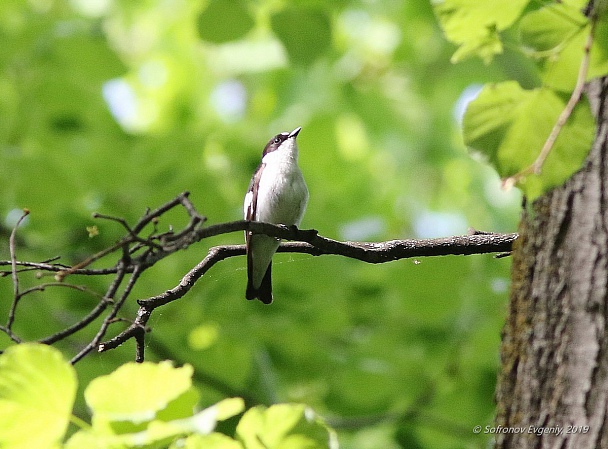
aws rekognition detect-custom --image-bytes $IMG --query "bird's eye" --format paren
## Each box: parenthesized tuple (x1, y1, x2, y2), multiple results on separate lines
(273, 137, 281, 143)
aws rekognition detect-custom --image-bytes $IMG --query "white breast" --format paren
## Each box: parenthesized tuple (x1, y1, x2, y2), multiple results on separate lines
(256, 148, 308, 226)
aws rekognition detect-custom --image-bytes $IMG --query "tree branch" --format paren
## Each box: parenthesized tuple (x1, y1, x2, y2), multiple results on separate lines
(100, 223, 517, 360)
(0, 192, 517, 366)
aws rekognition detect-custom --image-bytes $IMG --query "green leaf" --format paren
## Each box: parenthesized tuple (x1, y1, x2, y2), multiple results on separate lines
(172, 432, 244, 449)
(64, 432, 120, 449)
(463, 82, 524, 166)
(433, 0, 530, 63)
(236, 403, 337, 449)
(519, 2, 586, 53)
(212, 397, 246, 421)
(271, 7, 332, 65)
(85, 361, 196, 428)
(0, 343, 77, 449)
(463, 81, 595, 198)
(67, 398, 245, 448)
(518, 2, 608, 91)
(156, 386, 200, 422)
(144, 397, 245, 439)
(197, 0, 255, 44)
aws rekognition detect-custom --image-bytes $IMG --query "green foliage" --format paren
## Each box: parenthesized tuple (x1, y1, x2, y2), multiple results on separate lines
(236, 404, 336, 449)
(435, 0, 608, 198)
(519, 0, 608, 92)
(0, 343, 335, 449)
(433, 0, 530, 63)
(84, 361, 199, 427)
(463, 82, 595, 198)
(0, 343, 76, 449)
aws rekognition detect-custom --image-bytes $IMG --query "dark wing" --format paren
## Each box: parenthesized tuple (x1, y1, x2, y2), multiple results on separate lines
(245, 162, 263, 222)
(245, 163, 273, 303)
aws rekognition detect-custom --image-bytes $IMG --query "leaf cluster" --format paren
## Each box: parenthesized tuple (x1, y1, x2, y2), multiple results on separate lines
(434, 0, 608, 198)
(0, 343, 336, 449)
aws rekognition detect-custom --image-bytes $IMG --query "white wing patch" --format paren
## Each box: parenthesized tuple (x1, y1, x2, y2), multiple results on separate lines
(243, 190, 254, 219)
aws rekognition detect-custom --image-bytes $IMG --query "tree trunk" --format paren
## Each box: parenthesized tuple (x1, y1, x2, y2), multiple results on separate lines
(495, 77, 608, 449)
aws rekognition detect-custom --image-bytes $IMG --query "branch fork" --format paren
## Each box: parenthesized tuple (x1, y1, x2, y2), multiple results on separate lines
(0, 192, 518, 363)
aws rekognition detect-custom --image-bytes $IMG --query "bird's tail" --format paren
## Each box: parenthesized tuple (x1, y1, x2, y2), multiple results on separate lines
(246, 262, 273, 304)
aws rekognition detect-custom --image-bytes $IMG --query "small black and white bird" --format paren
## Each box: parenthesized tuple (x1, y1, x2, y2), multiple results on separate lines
(244, 126, 309, 304)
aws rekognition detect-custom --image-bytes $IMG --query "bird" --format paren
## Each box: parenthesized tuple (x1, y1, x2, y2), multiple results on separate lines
(243, 126, 309, 304)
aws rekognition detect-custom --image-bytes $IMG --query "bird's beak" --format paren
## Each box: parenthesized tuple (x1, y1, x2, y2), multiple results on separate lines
(288, 126, 302, 138)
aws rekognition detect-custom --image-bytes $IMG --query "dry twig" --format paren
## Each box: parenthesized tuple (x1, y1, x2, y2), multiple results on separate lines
(0, 192, 518, 363)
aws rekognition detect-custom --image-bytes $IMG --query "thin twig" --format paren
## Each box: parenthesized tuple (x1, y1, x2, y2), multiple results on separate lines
(6, 209, 30, 331)
(93, 212, 135, 233)
(93, 212, 164, 251)
(39, 260, 128, 345)
(97, 229, 517, 360)
(19, 282, 105, 299)
(54, 240, 125, 282)
(0, 192, 518, 364)
(40, 296, 113, 345)
(56, 192, 197, 281)
(0, 325, 21, 343)
(0, 261, 122, 275)
(72, 251, 144, 364)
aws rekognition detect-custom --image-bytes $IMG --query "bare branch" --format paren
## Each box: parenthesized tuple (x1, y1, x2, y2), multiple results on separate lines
(72, 249, 144, 364)
(0, 260, 115, 275)
(19, 282, 105, 299)
(93, 212, 136, 234)
(55, 192, 203, 281)
(6, 209, 30, 335)
(40, 296, 113, 345)
(98, 226, 517, 360)
(135, 226, 517, 311)
(0, 192, 517, 366)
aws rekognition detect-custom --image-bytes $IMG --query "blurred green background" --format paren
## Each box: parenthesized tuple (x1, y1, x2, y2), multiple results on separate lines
(0, 0, 526, 447)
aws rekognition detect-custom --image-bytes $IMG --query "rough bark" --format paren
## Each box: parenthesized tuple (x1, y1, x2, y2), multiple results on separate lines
(495, 77, 608, 448)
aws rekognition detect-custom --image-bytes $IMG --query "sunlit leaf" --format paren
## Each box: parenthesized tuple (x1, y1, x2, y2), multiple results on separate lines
(463, 81, 595, 198)
(433, 0, 530, 62)
(64, 432, 121, 449)
(519, 2, 608, 91)
(236, 403, 337, 449)
(171, 432, 244, 449)
(0, 343, 77, 449)
(147, 397, 244, 439)
(67, 397, 244, 448)
(85, 361, 196, 428)
(519, 2, 586, 53)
